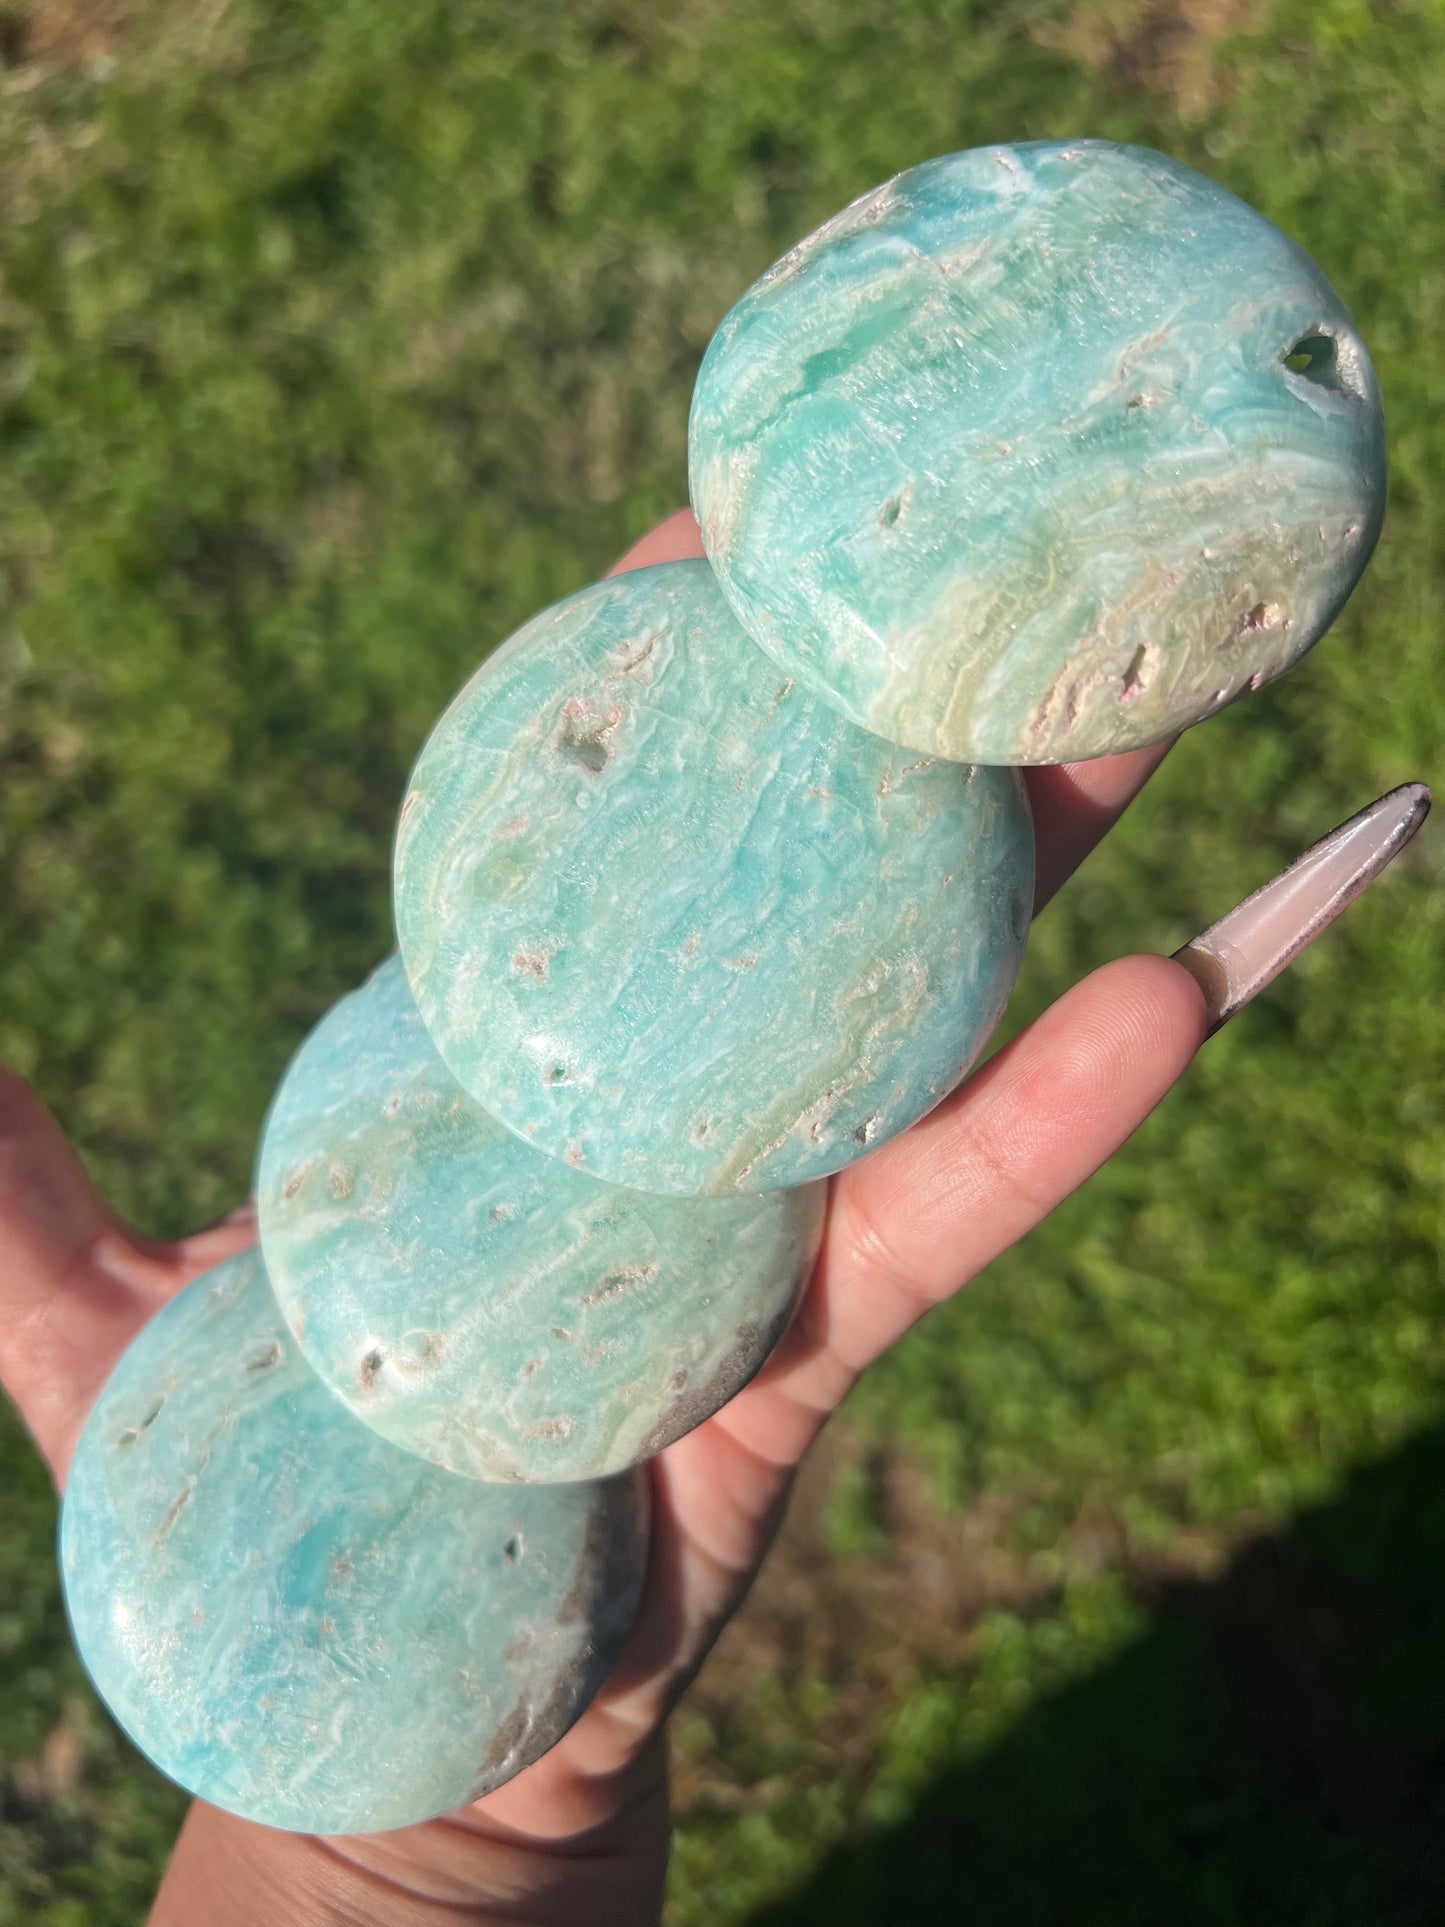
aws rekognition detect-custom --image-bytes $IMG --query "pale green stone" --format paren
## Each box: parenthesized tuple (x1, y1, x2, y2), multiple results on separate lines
(689, 139, 1387, 764)
(60, 1249, 646, 1834)
(256, 956, 825, 1482)
(393, 559, 1034, 1196)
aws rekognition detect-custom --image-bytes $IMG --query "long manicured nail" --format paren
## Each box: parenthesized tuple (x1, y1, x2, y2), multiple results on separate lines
(1173, 783, 1431, 1035)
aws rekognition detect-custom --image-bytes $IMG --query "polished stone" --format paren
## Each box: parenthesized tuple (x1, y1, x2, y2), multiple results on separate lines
(393, 559, 1033, 1196)
(257, 956, 825, 1483)
(60, 1249, 647, 1834)
(689, 139, 1387, 764)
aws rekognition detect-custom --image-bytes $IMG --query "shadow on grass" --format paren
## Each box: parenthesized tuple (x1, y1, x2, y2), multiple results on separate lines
(752, 1422, 1445, 1927)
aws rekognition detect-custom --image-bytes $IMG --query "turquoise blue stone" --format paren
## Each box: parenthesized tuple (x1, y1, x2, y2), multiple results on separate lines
(256, 956, 825, 1482)
(393, 559, 1033, 1196)
(60, 1249, 647, 1834)
(689, 140, 1387, 765)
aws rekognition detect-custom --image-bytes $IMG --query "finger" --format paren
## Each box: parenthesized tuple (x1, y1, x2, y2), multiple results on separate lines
(172, 1199, 260, 1273)
(732, 781, 1431, 1458)
(613, 953, 1206, 1719)
(598, 965, 1206, 1722)
(607, 508, 705, 576)
(1025, 737, 1175, 911)
(715, 954, 1208, 1466)
(0, 1069, 254, 1481)
(0, 1069, 165, 1477)
(824, 952, 1206, 1338)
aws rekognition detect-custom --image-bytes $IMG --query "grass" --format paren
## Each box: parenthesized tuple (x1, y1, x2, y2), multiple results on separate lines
(0, 0, 1440, 1920)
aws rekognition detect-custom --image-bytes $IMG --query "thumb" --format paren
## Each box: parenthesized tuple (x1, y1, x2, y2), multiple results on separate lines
(0, 1065, 252, 1483)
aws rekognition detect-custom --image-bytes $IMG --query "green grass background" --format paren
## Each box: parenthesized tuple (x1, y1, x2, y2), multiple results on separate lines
(0, 0, 1440, 1919)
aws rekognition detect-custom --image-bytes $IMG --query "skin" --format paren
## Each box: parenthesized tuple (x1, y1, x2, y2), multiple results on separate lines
(0, 510, 1205, 1926)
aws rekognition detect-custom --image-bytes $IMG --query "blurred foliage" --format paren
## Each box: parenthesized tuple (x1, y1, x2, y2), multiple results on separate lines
(0, 0, 1439, 1920)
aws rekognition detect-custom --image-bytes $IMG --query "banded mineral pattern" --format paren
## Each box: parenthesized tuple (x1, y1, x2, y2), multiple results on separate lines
(60, 1249, 648, 1833)
(394, 560, 1034, 1196)
(689, 140, 1387, 764)
(258, 956, 825, 1482)
(60, 141, 1389, 1837)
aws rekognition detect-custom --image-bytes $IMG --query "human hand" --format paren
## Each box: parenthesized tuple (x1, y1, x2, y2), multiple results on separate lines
(2, 510, 1418, 1926)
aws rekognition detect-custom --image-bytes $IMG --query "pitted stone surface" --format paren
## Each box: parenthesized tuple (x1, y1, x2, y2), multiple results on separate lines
(60, 1249, 647, 1833)
(689, 140, 1386, 763)
(393, 560, 1033, 1196)
(257, 956, 825, 1482)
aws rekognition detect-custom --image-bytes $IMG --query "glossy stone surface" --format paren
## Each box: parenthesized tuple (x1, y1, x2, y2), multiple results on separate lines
(257, 956, 825, 1482)
(394, 560, 1033, 1196)
(60, 1250, 647, 1834)
(690, 139, 1387, 764)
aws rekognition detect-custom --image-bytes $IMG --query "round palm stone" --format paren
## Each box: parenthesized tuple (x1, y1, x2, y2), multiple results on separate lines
(60, 1249, 647, 1834)
(393, 559, 1033, 1196)
(689, 139, 1387, 764)
(257, 956, 825, 1482)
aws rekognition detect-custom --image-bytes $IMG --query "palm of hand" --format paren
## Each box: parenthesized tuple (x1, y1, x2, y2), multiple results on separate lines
(0, 514, 1205, 1925)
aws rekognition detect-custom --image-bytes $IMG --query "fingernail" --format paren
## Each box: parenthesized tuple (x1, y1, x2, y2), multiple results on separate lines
(1173, 783, 1431, 1036)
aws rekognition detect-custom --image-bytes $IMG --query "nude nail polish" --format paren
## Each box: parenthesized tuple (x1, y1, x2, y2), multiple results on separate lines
(1173, 783, 1432, 1035)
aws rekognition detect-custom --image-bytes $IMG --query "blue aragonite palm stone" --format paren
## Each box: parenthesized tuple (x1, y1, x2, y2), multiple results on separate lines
(256, 956, 825, 1482)
(60, 1249, 647, 1834)
(393, 559, 1033, 1196)
(689, 140, 1387, 765)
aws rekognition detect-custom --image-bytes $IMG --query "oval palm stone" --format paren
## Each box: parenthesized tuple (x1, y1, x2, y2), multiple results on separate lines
(257, 956, 825, 1482)
(689, 139, 1387, 764)
(60, 1249, 647, 1834)
(393, 559, 1033, 1196)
